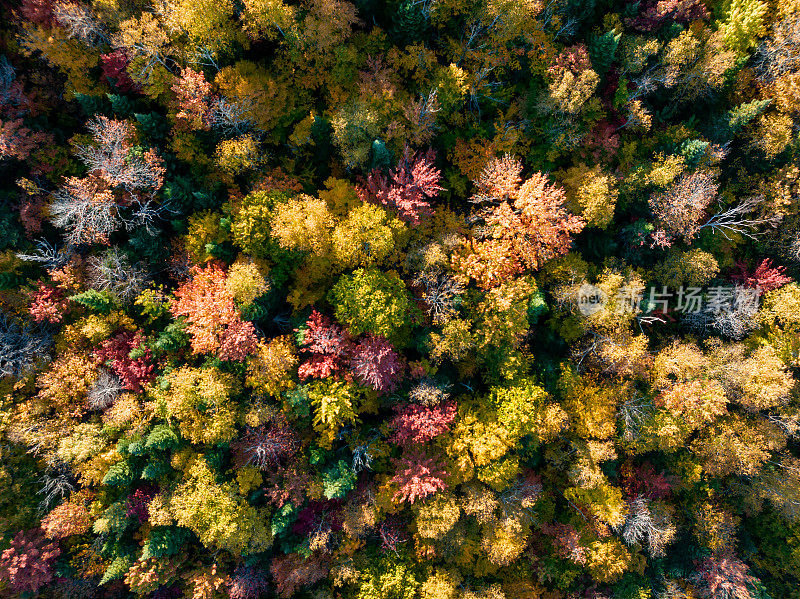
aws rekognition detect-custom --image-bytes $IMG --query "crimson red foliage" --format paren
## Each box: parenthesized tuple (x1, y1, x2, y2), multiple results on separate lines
(581, 120, 621, 162)
(292, 500, 343, 536)
(349, 335, 404, 394)
(731, 259, 793, 293)
(217, 318, 259, 362)
(100, 50, 140, 93)
(126, 485, 157, 523)
(19, 195, 47, 236)
(95, 331, 155, 392)
(626, 0, 708, 32)
(620, 461, 673, 500)
(0, 118, 51, 161)
(17, 0, 55, 26)
(296, 310, 354, 380)
(391, 451, 448, 503)
(263, 461, 313, 509)
(357, 147, 443, 225)
(390, 399, 457, 445)
(0, 529, 61, 595)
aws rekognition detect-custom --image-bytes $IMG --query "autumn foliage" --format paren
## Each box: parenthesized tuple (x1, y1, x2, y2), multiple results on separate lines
(170, 262, 258, 361)
(2, 1, 800, 598)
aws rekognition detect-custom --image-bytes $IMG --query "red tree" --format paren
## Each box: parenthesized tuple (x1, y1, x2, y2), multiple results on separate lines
(296, 310, 354, 380)
(349, 335, 404, 394)
(732, 259, 793, 293)
(391, 451, 448, 503)
(126, 486, 158, 523)
(626, 0, 708, 32)
(620, 462, 673, 500)
(95, 331, 155, 392)
(0, 529, 61, 595)
(29, 283, 67, 323)
(0, 119, 51, 161)
(357, 147, 443, 225)
(390, 400, 457, 445)
(101, 50, 140, 93)
(541, 523, 587, 565)
(17, 0, 55, 25)
(170, 263, 258, 361)
(218, 318, 259, 362)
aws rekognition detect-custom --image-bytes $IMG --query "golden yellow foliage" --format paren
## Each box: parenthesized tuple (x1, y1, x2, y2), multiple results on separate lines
(169, 456, 273, 554)
(557, 164, 618, 229)
(157, 366, 240, 444)
(245, 336, 298, 397)
(586, 538, 631, 583)
(270, 195, 334, 255)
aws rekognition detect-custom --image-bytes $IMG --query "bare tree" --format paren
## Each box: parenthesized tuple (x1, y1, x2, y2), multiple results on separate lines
(86, 247, 149, 303)
(754, 13, 800, 83)
(37, 468, 75, 514)
(768, 411, 800, 437)
(403, 89, 440, 146)
(16, 238, 71, 269)
(352, 435, 380, 474)
(111, 10, 178, 85)
(413, 268, 465, 325)
(77, 117, 165, 196)
(50, 116, 168, 246)
(53, 1, 108, 46)
(650, 170, 719, 247)
(207, 97, 256, 135)
(0, 311, 52, 378)
(187, 44, 221, 73)
(709, 287, 760, 340)
(699, 194, 782, 240)
(87, 369, 125, 411)
(618, 393, 654, 442)
(123, 196, 173, 236)
(49, 177, 120, 246)
(618, 497, 675, 556)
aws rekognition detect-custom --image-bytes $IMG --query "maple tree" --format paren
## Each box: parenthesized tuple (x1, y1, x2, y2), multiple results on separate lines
(0, 529, 61, 594)
(464, 156, 586, 283)
(170, 262, 258, 360)
(392, 451, 449, 504)
(357, 147, 444, 225)
(391, 400, 458, 445)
